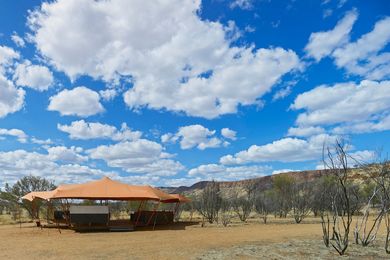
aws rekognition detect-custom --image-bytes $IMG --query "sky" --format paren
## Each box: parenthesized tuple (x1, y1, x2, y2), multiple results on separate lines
(0, 0, 389, 188)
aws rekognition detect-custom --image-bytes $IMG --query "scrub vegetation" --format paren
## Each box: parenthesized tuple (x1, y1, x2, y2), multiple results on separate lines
(1, 140, 390, 258)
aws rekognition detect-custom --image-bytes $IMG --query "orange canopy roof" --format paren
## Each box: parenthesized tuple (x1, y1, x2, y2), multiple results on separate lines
(21, 190, 56, 201)
(49, 177, 176, 201)
(22, 177, 191, 203)
(162, 194, 191, 203)
(21, 183, 78, 201)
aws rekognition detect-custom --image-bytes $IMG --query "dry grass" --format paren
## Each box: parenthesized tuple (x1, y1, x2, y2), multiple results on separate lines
(0, 210, 31, 225)
(0, 214, 24, 225)
(0, 215, 388, 259)
(197, 239, 389, 259)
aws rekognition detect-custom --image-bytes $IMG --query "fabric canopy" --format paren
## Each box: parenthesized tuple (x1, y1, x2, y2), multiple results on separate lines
(21, 183, 78, 201)
(21, 190, 56, 201)
(161, 194, 191, 203)
(22, 177, 181, 202)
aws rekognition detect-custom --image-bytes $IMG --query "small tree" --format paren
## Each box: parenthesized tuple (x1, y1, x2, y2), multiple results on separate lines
(193, 181, 222, 224)
(220, 199, 233, 227)
(348, 184, 364, 216)
(312, 175, 337, 247)
(243, 181, 258, 202)
(231, 195, 252, 222)
(311, 175, 337, 216)
(0, 175, 56, 219)
(254, 191, 275, 224)
(290, 181, 312, 224)
(273, 174, 294, 218)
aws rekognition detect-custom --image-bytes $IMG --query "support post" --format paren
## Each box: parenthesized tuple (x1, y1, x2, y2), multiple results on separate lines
(134, 200, 144, 228)
(31, 199, 36, 219)
(153, 201, 163, 231)
(146, 201, 160, 226)
(32, 199, 41, 228)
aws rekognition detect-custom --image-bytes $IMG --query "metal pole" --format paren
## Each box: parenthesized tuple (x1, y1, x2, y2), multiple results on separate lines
(32, 199, 40, 228)
(18, 204, 22, 229)
(146, 201, 160, 226)
(152, 202, 161, 231)
(32, 199, 35, 220)
(134, 200, 144, 228)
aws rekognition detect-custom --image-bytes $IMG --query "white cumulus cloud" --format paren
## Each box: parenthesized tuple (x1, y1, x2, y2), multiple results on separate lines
(0, 46, 25, 118)
(0, 128, 28, 143)
(221, 128, 237, 140)
(58, 120, 142, 141)
(305, 10, 390, 80)
(332, 16, 390, 80)
(0, 45, 19, 72)
(11, 32, 25, 48)
(287, 126, 325, 137)
(46, 146, 87, 163)
(48, 86, 104, 117)
(162, 124, 226, 150)
(188, 163, 270, 181)
(28, 0, 300, 118)
(220, 134, 337, 164)
(332, 114, 390, 134)
(99, 89, 118, 101)
(87, 140, 184, 176)
(305, 9, 358, 61)
(13, 61, 54, 91)
(0, 75, 25, 118)
(0, 149, 116, 187)
(291, 80, 390, 134)
(31, 137, 53, 145)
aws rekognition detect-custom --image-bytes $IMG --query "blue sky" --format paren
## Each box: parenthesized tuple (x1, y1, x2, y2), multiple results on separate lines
(0, 0, 389, 187)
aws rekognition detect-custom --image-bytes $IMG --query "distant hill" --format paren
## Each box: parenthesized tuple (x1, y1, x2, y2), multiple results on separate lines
(162, 169, 331, 197)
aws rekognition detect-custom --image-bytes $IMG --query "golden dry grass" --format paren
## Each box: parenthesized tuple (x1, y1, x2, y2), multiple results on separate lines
(0, 216, 388, 259)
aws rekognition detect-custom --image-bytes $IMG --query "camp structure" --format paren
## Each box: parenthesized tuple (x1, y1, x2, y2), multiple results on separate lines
(21, 190, 56, 201)
(22, 177, 191, 232)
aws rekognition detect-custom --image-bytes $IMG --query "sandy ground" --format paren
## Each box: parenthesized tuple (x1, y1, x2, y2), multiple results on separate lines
(197, 239, 389, 260)
(0, 218, 388, 259)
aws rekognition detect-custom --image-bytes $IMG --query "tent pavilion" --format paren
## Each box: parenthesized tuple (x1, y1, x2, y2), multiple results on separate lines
(22, 177, 191, 231)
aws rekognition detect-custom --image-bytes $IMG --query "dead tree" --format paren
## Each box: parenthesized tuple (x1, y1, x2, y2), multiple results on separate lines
(353, 185, 383, 246)
(370, 159, 390, 253)
(321, 139, 353, 255)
